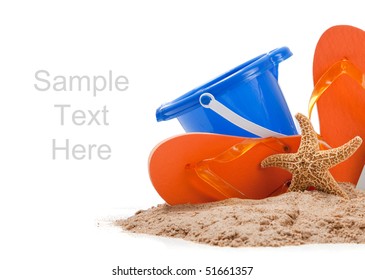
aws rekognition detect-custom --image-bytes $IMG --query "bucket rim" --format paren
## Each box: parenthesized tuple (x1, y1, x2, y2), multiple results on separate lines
(156, 46, 292, 122)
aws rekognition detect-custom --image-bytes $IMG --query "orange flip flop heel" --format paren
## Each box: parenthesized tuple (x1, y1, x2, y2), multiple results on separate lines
(149, 133, 301, 205)
(310, 25, 365, 185)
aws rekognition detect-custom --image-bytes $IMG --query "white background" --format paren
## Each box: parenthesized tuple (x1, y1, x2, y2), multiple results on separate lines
(1, 0, 364, 279)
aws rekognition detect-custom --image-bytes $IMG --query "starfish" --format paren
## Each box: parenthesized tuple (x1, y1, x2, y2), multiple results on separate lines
(261, 113, 362, 199)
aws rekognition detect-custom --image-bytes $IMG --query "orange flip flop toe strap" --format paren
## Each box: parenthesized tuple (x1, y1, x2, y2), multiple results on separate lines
(188, 137, 291, 199)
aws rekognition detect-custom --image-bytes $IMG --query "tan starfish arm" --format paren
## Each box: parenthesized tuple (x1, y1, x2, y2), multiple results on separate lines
(314, 172, 349, 199)
(295, 113, 320, 154)
(287, 174, 309, 192)
(315, 136, 362, 168)
(261, 153, 296, 172)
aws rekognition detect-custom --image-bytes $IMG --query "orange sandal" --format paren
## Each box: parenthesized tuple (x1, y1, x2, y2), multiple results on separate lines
(149, 133, 301, 205)
(310, 25, 365, 185)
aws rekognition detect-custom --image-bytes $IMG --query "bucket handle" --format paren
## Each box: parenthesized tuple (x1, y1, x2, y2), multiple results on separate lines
(199, 93, 286, 138)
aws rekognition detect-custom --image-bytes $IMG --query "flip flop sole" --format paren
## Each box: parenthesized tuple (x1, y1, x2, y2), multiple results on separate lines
(312, 25, 365, 184)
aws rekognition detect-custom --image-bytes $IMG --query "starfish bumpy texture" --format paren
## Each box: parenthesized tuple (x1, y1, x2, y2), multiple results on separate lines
(261, 113, 362, 199)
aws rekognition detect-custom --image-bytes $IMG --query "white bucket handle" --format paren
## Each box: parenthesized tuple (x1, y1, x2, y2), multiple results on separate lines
(199, 93, 286, 138)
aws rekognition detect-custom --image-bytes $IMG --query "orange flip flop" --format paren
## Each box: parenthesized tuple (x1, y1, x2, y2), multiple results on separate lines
(310, 25, 365, 185)
(149, 133, 301, 205)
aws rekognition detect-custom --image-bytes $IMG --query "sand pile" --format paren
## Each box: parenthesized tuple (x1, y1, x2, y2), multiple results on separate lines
(116, 183, 365, 247)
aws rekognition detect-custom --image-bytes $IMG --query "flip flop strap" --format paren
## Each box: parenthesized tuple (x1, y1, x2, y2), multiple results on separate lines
(309, 59, 365, 188)
(309, 59, 365, 119)
(188, 137, 290, 198)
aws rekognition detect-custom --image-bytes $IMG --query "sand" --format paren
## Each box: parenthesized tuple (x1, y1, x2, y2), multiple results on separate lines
(116, 183, 365, 247)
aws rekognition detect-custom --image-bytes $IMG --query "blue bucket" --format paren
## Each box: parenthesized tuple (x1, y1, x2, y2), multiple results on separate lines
(156, 47, 298, 138)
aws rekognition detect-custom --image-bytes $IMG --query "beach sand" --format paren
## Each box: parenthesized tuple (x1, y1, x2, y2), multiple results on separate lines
(116, 183, 365, 247)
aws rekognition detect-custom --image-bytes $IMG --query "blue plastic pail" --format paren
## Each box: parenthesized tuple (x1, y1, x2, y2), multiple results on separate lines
(156, 47, 298, 137)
